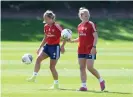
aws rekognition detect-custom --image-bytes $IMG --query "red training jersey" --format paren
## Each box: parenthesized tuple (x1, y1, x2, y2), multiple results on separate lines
(44, 22, 62, 45)
(77, 21, 97, 54)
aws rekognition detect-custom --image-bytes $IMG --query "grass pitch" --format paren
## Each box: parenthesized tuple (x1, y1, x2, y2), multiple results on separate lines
(1, 41, 133, 97)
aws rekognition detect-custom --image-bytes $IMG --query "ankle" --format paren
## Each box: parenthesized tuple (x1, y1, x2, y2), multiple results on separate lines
(54, 80, 58, 84)
(33, 72, 38, 76)
(99, 77, 104, 82)
(81, 82, 87, 88)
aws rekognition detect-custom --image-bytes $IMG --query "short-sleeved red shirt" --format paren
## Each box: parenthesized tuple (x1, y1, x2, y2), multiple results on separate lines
(77, 21, 96, 54)
(44, 22, 62, 45)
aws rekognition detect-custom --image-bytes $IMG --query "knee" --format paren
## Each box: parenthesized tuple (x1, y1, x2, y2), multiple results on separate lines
(80, 65, 86, 71)
(87, 65, 94, 71)
(50, 65, 55, 71)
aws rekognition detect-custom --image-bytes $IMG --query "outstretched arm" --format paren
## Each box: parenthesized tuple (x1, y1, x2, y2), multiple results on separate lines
(70, 38, 79, 43)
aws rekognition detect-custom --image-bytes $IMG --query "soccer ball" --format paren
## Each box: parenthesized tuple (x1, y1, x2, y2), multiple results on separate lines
(61, 29, 72, 40)
(22, 54, 33, 64)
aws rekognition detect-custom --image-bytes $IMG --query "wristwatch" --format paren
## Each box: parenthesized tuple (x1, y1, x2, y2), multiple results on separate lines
(93, 46, 96, 48)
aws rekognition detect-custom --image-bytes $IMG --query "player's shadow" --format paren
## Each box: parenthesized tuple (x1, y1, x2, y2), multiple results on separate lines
(60, 88, 132, 95)
(87, 90, 132, 95)
(39, 88, 132, 95)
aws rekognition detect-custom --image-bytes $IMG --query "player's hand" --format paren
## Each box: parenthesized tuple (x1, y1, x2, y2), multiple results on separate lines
(37, 48, 41, 55)
(67, 39, 74, 43)
(60, 46, 65, 54)
(90, 47, 97, 55)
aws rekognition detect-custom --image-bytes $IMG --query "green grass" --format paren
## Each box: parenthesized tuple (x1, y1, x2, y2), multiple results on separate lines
(1, 41, 133, 97)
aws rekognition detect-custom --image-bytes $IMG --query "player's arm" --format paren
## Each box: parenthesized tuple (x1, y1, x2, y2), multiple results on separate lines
(92, 31, 98, 47)
(68, 38, 79, 43)
(61, 40, 66, 47)
(90, 31, 98, 54)
(69, 28, 79, 43)
(90, 21, 98, 47)
(37, 35, 47, 54)
(60, 39, 66, 54)
(39, 35, 47, 48)
(55, 23, 67, 53)
(70, 38, 79, 43)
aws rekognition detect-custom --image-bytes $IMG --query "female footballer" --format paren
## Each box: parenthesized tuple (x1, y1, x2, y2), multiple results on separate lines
(27, 10, 66, 89)
(70, 7, 105, 91)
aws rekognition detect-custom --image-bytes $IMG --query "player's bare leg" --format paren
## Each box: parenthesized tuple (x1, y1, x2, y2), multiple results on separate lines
(34, 52, 48, 72)
(78, 58, 88, 91)
(86, 59, 105, 91)
(50, 59, 58, 80)
(27, 51, 48, 82)
(86, 59, 100, 79)
(49, 59, 59, 89)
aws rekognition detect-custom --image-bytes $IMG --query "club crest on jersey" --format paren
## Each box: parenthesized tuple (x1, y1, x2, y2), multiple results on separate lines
(81, 27, 84, 30)
(52, 29, 55, 32)
(49, 28, 50, 31)
(84, 27, 87, 30)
